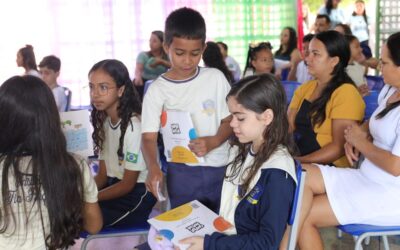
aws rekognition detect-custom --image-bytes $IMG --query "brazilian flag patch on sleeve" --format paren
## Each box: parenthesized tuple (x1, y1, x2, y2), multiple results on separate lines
(125, 152, 138, 163)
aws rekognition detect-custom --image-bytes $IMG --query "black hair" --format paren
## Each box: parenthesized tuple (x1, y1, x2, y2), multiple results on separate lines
(344, 34, 358, 44)
(352, 0, 368, 26)
(203, 41, 234, 84)
(243, 42, 275, 77)
(376, 32, 400, 119)
(325, 0, 334, 15)
(216, 41, 228, 51)
(316, 14, 331, 24)
(335, 23, 353, 35)
(275, 27, 298, 58)
(303, 33, 314, 43)
(164, 7, 206, 46)
(89, 59, 142, 158)
(38, 55, 61, 72)
(226, 74, 296, 197)
(309, 30, 355, 126)
(0, 75, 84, 249)
(18, 45, 38, 71)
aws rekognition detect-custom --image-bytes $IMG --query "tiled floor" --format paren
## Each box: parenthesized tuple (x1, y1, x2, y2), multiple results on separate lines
(70, 227, 400, 250)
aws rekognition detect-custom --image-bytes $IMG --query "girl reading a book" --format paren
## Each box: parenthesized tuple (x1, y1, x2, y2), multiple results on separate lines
(180, 73, 298, 249)
(89, 59, 156, 228)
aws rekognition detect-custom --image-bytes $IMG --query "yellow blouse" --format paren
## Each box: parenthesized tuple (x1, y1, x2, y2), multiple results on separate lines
(289, 80, 366, 167)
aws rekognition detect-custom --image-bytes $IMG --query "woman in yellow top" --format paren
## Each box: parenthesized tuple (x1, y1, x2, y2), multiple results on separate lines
(288, 30, 365, 167)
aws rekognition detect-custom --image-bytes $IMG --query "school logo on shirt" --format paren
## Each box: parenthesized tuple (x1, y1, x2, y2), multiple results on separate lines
(246, 183, 263, 205)
(126, 152, 138, 163)
(202, 99, 215, 116)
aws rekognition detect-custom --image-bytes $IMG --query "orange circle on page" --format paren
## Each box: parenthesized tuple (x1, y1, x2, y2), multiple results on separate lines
(213, 216, 232, 232)
(160, 111, 167, 127)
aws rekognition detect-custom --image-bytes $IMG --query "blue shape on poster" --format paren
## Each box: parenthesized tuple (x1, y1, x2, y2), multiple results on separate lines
(159, 229, 174, 240)
(189, 128, 198, 140)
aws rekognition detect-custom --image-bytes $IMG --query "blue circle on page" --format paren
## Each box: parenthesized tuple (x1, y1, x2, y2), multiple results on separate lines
(159, 229, 174, 240)
(189, 128, 197, 140)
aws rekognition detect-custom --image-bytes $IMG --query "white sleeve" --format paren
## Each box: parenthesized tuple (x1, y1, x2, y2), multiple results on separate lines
(78, 157, 98, 203)
(141, 81, 164, 133)
(215, 71, 231, 121)
(123, 117, 146, 172)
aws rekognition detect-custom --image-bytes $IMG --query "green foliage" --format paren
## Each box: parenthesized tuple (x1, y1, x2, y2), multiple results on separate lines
(304, 0, 370, 13)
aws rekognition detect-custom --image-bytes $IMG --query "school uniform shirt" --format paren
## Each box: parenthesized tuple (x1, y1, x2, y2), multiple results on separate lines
(346, 61, 366, 87)
(0, 156, 98, 250)
(204, 146, 297, 250)
(225, 56, 242, 82)
(289, 80, 365, 167)
(52, 85, 68, 112)
(142, 66, 231, 167)
(99, 116, 147, 183)
(295, 61, 313, 84)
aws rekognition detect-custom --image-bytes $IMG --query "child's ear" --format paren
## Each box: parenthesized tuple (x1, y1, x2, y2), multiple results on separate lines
(262, 109, 274, 126)
(118, 85, 125, 97)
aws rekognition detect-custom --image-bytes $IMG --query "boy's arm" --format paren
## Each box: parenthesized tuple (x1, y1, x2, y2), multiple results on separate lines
(142, 132, 163, 198)
(188, 115, 232, 157)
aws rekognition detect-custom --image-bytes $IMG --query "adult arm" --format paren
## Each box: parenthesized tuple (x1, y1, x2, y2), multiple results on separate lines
(296, 119, 359, 164)
(134, 62, 144, 86)
(345, 123, 400, 176)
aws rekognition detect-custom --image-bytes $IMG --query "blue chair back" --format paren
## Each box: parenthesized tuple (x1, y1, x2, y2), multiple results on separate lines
(363, 90, 379, 120)
(366, 75, 384, 91)
(287, 160, 306, 250)
(281, 81, 301, 105)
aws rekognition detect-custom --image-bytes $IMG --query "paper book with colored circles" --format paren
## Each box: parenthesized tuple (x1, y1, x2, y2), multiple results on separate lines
(148, 200, 232, 249)
(160, 110, 204, 163)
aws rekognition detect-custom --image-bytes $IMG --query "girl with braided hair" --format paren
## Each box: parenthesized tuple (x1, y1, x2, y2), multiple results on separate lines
(89, 59, 156, 228)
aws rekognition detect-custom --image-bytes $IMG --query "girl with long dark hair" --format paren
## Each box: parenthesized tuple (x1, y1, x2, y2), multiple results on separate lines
(0, 75, 102, 249)
(90, 59, 156, 228)
(287, 30, 365, 167)
(181, 74, 297, 249)
(281, 31, 400, 250)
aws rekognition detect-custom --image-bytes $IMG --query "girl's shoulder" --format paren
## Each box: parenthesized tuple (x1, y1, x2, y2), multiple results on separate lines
(260, 147, 297, 184)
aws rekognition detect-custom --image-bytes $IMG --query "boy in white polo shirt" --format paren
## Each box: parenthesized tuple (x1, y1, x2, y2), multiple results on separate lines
(141, 7, 232, 213)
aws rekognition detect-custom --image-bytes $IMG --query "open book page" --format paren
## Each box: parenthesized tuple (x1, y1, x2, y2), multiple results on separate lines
(60, 110, 94, 157)
(148, 200, 232, 249)
(160, 110, 204, 164)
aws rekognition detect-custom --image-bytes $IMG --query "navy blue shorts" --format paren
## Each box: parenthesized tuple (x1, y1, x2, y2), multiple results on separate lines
(166, 163, 226, 213)
(99, 177, 157, 228)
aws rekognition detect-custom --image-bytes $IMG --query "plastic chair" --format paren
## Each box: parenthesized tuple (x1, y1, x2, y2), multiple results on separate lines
(337, 224, 400, 250)
(363, 90, 379, 120)
(63, 87, 72, 111)
(287, 161, 307, 250)
(281, 81, 301, 105)
(80, 223, 150, 250)
(366, 75, 384, 91)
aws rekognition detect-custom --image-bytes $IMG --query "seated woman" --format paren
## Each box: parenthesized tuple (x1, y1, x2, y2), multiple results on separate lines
(0, 76, 102, 249)
(281, 31, 400, 250)
(274, 27, 302, 81)
(133, 30, 170, 99)
(287, 30, 365, 168)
